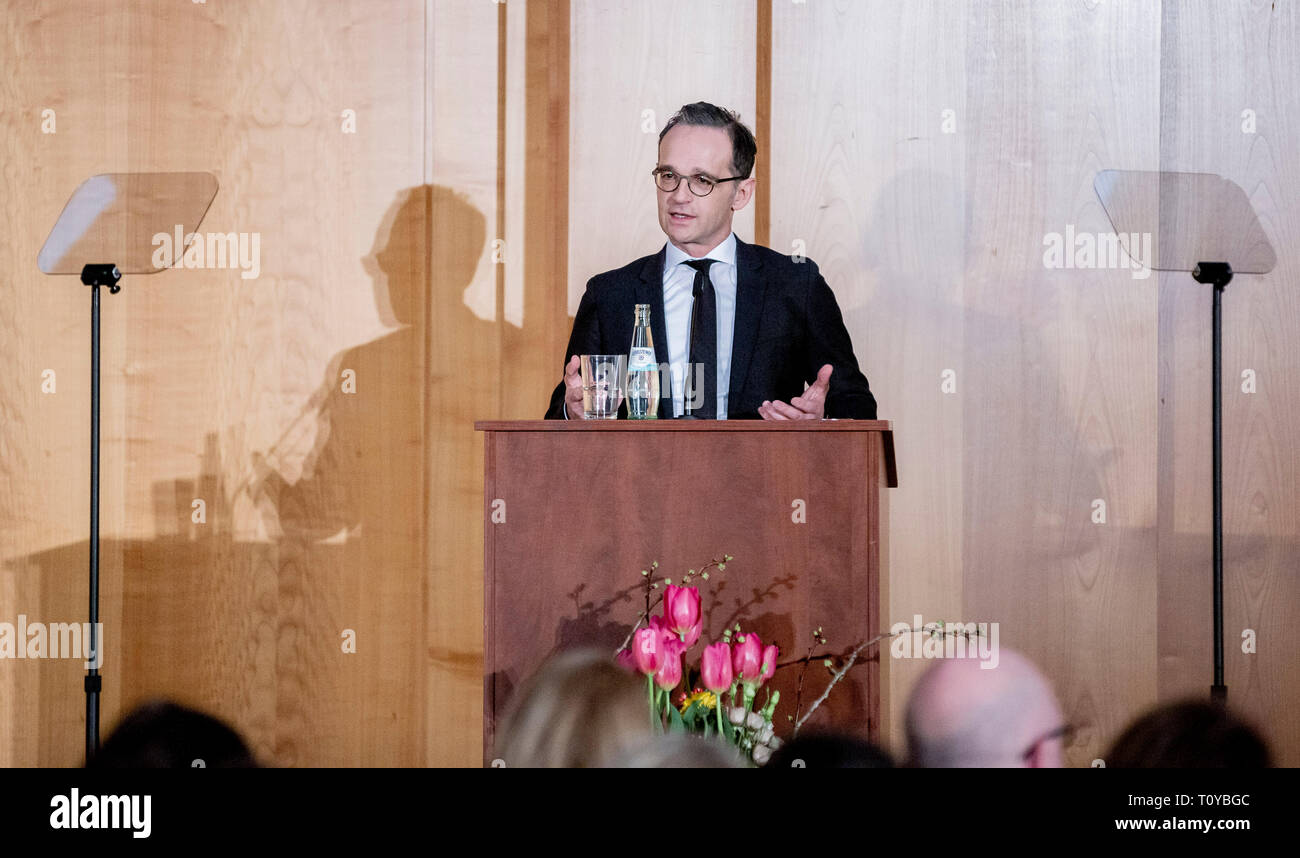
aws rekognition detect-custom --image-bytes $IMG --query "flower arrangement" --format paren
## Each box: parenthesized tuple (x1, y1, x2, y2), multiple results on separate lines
(612, 555, 993, 763)
(615, 555, 783, 764)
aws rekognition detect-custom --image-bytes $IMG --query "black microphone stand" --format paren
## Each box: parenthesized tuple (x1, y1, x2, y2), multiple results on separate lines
(80, 262, 121, 759)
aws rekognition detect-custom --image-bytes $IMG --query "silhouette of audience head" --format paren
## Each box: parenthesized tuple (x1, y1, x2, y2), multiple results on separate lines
(1105, 699, 1271, 768)
(905, 648, 1066, 767)
(764, 732, 894, 768)
(495, 648, 651, 768)
(87, 700, 258, 768)
(611, 733, 746, 768)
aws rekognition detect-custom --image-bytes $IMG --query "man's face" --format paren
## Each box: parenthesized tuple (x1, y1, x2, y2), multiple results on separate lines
(655, 124, 754, 256)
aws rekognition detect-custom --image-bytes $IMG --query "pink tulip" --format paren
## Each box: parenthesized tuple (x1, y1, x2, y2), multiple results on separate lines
(652, 617, 686, 661)
(650, 615, 686, 652)
(733, 632, 764, 683)
(676, 619, 701, 649)
(615, 648, 636, 672)
(653, 610, 698, 651)
(701, 641, 733, 693)
(760, 644, 779, 683)
(649, 614, 671, 643)
(632, 627, 662, 676)
(655, 649, 682, 690)
(663, 585, 701, 642)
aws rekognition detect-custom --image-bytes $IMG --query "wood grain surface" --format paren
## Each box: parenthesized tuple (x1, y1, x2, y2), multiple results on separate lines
(1157, 0, 1300, 765)
(567, 0, 757, 315)
(481, 421, 888, 762)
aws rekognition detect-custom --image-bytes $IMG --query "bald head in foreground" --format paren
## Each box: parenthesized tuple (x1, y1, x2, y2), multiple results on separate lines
(905, 648, 1066, 768)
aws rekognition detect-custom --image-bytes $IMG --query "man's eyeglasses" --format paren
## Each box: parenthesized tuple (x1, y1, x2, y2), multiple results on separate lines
(1021, 723, 1075, 763)
(652, 168, 745, 197)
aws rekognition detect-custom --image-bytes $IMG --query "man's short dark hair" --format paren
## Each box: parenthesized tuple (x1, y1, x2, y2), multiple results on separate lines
(658, 102, 757, 180)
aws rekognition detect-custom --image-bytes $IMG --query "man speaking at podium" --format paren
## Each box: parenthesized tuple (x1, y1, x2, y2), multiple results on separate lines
(545, 102, 876, 421)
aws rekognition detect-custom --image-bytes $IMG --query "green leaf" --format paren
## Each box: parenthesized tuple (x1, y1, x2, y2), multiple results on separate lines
(667, 702, 686, 733)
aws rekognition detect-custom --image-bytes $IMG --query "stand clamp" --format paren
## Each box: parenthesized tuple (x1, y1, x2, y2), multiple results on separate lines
(81, 264, 122, 294)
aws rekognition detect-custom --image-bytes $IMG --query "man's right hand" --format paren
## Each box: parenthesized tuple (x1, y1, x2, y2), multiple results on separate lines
(563, 355, 583, 419)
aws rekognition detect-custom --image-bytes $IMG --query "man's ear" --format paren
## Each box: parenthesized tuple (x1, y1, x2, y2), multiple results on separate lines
(731, 177, 757, 212)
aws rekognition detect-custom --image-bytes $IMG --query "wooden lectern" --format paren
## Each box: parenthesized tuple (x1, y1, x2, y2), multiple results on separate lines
(476, 420, 896, 763)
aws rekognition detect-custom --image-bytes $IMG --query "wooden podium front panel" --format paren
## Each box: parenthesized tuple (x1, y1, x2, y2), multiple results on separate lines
(478, 421, 891, 762)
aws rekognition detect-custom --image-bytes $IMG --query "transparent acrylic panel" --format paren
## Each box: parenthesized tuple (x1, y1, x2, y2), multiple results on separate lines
(1094, 170, 1275, 274)
(38, 172, 219, 275)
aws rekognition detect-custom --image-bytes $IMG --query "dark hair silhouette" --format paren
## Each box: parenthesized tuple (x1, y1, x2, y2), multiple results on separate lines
(87, 700, 258, 768)
(764, 732, 894, 769)
(1106, 699, 1271, 768)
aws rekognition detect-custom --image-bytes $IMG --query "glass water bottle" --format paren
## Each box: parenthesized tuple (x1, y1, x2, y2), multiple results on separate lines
(626, 304, 659, 419)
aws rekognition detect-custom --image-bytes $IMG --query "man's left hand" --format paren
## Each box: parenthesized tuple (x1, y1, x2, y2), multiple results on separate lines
(758, 364, 833, 420)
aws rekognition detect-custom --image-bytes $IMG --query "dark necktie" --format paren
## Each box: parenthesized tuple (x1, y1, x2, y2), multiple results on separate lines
(685, 258, 717, 419)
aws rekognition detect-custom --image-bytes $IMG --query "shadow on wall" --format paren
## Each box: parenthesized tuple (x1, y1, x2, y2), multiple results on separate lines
(12, 186, 492, 766)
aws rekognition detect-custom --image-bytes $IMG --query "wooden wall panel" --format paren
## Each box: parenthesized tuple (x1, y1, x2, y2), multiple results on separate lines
(124, 0, 427, 768)
(508, 0, 570, 420)
(962, 0, 1162, 767)
(2, 0, 429, 766)
(567, 0, 756, 315)
(424, 0, 500, 768)
(1, 0, 142, 766)
(1159, 0, 1300, 765)
(769, 0, 967, 751)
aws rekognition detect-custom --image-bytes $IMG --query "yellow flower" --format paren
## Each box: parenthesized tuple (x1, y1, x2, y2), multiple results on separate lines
(680, 690, 717, 713)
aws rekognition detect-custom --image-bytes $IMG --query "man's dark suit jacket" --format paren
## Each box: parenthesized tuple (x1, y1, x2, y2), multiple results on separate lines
(545, 237, 876, 420)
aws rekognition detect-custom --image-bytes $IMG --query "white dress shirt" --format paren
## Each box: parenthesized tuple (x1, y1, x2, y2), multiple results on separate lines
(663, 232, 737, 418)
(563, 232, 738, 419)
